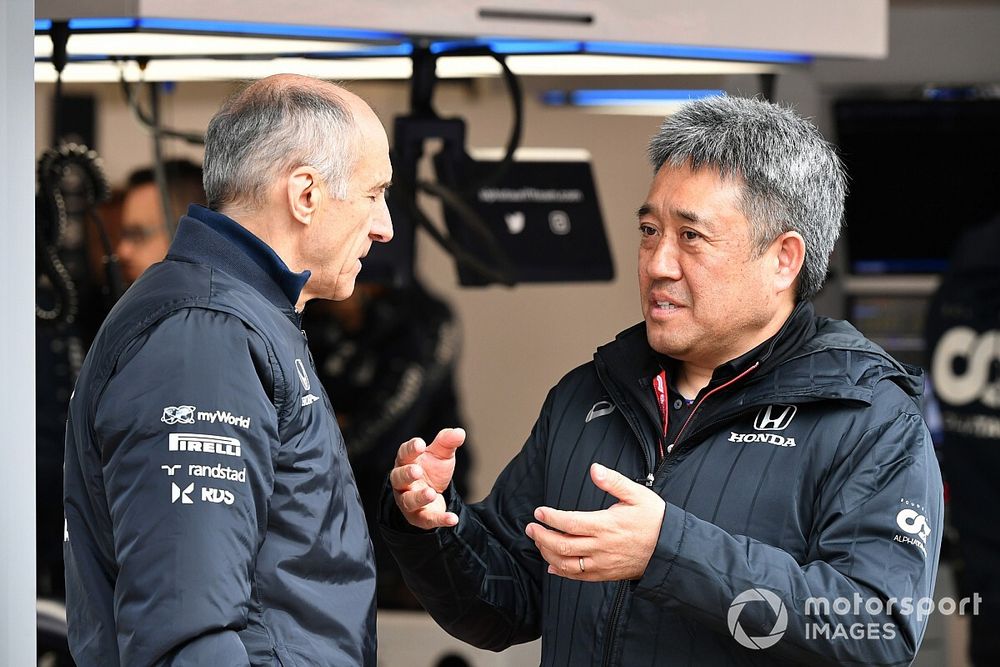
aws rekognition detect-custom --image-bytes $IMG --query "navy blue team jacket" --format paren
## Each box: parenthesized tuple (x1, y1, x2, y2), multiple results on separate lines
(64, 205, 376, 666)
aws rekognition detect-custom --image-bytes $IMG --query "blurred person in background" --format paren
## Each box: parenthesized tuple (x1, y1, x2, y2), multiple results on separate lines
(116, 159, 205, 284)
(926, 214, 1000, 666)
(304, 278, 473, 608)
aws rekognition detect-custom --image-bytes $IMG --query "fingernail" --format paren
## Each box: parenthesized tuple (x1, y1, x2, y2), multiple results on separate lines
(533, 508, 544, 521)
(547, 566, 555, 575)
(593, 463, 606, 480)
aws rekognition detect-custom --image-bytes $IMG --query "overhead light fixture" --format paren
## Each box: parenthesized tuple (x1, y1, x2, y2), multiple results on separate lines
(34, 17, 806, 83)
(542, 89, 727, 116)
(35, 55, 780, 83)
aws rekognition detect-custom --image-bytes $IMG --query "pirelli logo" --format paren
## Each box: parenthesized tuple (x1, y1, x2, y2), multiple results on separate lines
(168, 433, 242, 458)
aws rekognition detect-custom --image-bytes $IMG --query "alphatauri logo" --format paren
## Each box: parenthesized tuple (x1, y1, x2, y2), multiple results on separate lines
(894, 499, 932, 559)
(932, 327, 1000, 408)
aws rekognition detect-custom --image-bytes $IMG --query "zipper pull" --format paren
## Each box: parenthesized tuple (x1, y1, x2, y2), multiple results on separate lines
(645, 473, 655, 487)
(666, 443, 675, 455)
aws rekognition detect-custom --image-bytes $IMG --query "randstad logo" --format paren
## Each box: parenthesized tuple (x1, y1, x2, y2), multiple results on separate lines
(728, 588, 788, 650)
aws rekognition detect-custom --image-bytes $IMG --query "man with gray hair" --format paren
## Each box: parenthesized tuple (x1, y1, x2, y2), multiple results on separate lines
(381, 95, 942, 665)
(64, 74, 392, 666)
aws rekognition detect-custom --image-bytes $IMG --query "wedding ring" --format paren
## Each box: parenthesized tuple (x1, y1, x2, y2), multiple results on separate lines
(578, 557, 586, 573)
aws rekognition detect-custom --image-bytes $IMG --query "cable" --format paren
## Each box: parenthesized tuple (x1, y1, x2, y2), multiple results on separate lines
(392, 46, 523, 286)
(427, 46, 524, 189)
(147, 80, 178, 236)
(476, 51, 523, 189)
(36, 143, 115, 322)
(49, 21, 70, 141)
(393, 174, 515, 287)
(417, 179, 516, 284)
(118, 65, 206, 145)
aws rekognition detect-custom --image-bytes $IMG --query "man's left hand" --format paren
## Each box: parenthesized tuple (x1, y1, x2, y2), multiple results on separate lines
(525, 462, 666, 581)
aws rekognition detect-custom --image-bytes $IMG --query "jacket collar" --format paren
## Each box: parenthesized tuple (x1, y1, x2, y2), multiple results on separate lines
(167, 204, 311, 314)
(597, 300, 922, 413)
(697, 300, 817, 386)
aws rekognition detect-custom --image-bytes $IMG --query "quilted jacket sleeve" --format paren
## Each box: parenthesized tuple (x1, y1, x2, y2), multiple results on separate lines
(379, 389, 557, 651)
(634, 388, 944, 667)
(94, 309, 279, 666)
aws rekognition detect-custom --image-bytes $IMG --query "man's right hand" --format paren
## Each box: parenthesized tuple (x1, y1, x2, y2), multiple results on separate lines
(389, 427, 466, 530)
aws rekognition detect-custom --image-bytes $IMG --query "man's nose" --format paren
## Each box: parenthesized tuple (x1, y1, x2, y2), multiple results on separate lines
(370, 200, 393, 244)
(644, 238, 682, 280)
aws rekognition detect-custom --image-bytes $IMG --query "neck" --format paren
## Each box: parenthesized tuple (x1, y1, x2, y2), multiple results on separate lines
(677, 299, 795, 398)
(219, 204, 312, 310)
(675, 364, 713, 399)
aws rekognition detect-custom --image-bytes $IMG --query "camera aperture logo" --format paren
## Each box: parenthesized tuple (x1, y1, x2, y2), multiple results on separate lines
(727, 589, 982, 649)
(728, 588, 788, 650)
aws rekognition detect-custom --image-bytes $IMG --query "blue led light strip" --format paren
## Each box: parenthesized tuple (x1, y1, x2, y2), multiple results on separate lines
(585, 41, 811, 64)
(431, 39, 583, 55)
(35, 16, 404, 42)
(543, 89, 726, 107)
(32, 17, 811, 64)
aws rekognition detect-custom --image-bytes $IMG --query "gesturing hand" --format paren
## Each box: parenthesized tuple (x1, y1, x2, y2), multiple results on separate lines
(525, 463, 666, 581)
(389, 427, 466, 530)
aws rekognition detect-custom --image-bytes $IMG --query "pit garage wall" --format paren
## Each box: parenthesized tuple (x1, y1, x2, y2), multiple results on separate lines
(3, 0, 38, 664)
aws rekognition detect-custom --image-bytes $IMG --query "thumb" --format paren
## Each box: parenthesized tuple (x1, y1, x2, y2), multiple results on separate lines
(590, 462, 642, 503)
(426, 427, 466, 458)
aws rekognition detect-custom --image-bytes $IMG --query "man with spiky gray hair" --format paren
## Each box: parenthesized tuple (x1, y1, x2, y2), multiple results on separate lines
(382, 95, 943, 665)
(65, 74, 392, 666)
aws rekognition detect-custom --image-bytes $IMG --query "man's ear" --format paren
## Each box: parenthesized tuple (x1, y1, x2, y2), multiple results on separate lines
(772, 231, 805, 295)
(286, 166, 321, 226)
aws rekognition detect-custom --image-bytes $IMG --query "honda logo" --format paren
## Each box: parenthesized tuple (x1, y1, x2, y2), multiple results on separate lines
(295, 358, 311, 391)
(753, 405, 797, 431)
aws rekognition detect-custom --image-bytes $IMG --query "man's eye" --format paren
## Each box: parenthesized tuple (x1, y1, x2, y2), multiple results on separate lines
(681, 230, 701, 241)
(639, 223, 657, 236)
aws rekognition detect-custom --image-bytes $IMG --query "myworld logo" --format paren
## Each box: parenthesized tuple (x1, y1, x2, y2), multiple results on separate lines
(728, 588, 788, 650)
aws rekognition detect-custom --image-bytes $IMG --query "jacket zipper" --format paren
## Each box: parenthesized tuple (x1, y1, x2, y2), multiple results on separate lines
(601, 581, 628, 667)
(599, 361, 759, 667)
(664, 362, 759, 458)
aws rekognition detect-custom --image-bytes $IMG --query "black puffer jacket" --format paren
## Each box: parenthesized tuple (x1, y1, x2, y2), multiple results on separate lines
(381, 302, 943, 666)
